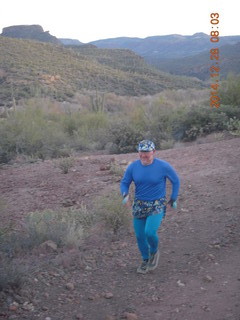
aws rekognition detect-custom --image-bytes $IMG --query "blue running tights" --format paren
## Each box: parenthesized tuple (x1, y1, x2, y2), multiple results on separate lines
(133, 212, 164, 260)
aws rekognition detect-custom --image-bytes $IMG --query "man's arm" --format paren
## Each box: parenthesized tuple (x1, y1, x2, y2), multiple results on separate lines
(165, 163, 180, 202)
(120, 164, 133, 198)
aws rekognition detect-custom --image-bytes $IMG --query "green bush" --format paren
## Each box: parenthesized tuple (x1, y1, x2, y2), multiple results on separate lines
(129, 103, 175, 147)
(1, 206, 95, 254)
(175, 105, 237, 141)
(94, 192, 131, 234)
(62, 111, 109, 150)
(0, 199, 11, 242)
(160, 139, 175, 150)
(109, 162, 125, 177)
(55, 156, 75, 174)
(219, 73, 240, 106)
(0, 258, 29, 291)
(0, 147, 13, 164)
(0, 106, 69, 162)
(226, 117, 240, 135)
(217, 104, 240, 119)
(107, 120, 144, 153)
(24, 206, 93, 248)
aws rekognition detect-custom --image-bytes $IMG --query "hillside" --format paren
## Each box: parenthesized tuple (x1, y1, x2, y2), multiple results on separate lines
(0, 137, 239, 319)
(91, 33, 240, 80)
(146, 42, 240, 80)
(2, 25, 239, 87)
(0, 36, 204, 105)
(70, 46, 159, 74)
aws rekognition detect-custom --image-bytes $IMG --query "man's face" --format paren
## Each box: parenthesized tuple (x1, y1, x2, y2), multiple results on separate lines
(139, 150, 155, 165)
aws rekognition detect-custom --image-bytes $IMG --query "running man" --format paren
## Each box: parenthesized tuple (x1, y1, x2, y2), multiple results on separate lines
(120, 140, 180, 274)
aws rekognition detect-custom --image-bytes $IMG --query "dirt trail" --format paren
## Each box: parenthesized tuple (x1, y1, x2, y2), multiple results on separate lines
(0, 137, 240, 320)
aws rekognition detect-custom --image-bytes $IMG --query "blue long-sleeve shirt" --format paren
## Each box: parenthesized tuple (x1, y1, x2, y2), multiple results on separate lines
(120, 158, 180, 201)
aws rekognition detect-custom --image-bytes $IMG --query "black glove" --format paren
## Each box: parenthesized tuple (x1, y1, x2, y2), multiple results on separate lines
(122, 193, 129, 204)
(168, 199, 177, 208)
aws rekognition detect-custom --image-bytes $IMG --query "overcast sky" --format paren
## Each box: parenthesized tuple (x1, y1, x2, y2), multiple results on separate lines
(0, 0, 239, 43)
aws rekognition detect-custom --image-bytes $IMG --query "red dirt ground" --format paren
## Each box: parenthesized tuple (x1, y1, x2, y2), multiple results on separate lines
(0, 136, 240, 320)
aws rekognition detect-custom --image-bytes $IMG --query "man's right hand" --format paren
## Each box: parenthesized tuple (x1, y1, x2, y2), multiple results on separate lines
(168, 199, 177, 209)
(122, 194, 129, 205)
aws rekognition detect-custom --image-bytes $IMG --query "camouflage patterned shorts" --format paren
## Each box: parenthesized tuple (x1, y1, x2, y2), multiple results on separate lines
(132, 197, 167, 219)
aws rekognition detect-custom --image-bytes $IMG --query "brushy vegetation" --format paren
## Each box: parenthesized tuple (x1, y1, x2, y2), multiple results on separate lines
(0, 193, 130, 258)
(22, 206, 93, 248)
(93, 192, 131, 234)
(219, 73, 240, 106)
(55, 156, 75, 174)
(0, 258, 29, 291)
(109, 161, 125, 177)
(0, 85, 240, 164)
(0, 199, 30, 291)
(0, 205, 95, 257)
(0, 193, 130, 291)
(0, 206, 90, 291)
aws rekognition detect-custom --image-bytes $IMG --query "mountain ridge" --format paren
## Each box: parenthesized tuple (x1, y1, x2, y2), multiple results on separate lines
(90, 33, 240, 59)
(2, 24, 240, 60)
(1, 24, 60, 44)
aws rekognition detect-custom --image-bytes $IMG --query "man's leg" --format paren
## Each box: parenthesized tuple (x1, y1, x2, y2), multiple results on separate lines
(145, 211, 165, 255)
(133, 217, 149, 260)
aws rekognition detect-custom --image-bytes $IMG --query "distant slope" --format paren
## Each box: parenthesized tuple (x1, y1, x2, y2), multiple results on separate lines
(147, 42, 240, 80)
(70, 46, 160, 74)
(59, 38, 83, 46)
(90, 33, 240, 59)
(0, 36, 205, 105)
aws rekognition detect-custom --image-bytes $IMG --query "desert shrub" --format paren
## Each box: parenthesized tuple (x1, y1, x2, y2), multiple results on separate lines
(219, 73, 240, 106)
(132, 104, 184, 144)
(1, 206, 94, 254)
(160, 139, 175, 150)
(62, 110, 109, 150)
(175, 106, 235, 141)
(107, 120, 144, 153)
(0, 200, 30, 291)
(62, 115, 79, 136)
(0, 106, 69, 162)
(207, 111, 229, 132)
(55, 156, 75, 174)
(0, 258, 29, 291)
(180, 106, 210, 140)
(0, 199, 10, 241)
(226, 117, 240, 135)
(0, 147, 14, 164)
(184, 126, 203, 140)
(217, 104, 240, 119)
(75, 111, 109, 150)
(109, 162, 125, 177)
(146, 111, 174, 146)
(24, 206, 93, 248)
(129, 101, 179, 147)
(94, 192, 131, 234)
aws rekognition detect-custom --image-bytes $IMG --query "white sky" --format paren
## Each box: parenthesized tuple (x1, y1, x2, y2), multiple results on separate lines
(0, 0, 239, 43)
